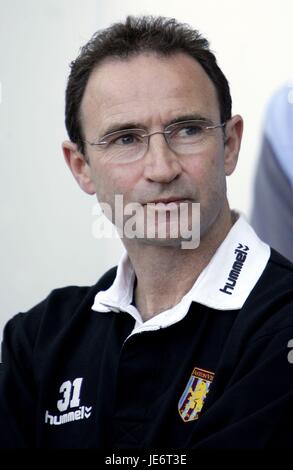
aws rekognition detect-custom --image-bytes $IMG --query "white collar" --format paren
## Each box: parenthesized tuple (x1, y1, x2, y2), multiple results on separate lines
(91, 214, 270, 337)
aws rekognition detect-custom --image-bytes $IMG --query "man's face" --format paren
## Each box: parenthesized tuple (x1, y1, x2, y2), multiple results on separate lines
(71, 52, 241, 245)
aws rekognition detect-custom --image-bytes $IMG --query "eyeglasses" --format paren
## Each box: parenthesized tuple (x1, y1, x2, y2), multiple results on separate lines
(83, 119, 226, 163)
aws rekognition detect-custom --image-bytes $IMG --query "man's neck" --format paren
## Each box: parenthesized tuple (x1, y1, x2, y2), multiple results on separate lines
(123, 207, 236, 322)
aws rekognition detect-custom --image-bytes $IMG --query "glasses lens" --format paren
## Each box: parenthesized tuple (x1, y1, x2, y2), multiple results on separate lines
(103, 129, 146, 163)
(167, 121, 208, 154)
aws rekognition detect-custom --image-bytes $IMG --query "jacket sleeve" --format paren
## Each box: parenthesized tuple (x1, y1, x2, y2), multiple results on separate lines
(0, 307, 43, 448)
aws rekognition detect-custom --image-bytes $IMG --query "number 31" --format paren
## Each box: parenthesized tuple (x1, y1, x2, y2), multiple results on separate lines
(57, 378, 83, 412)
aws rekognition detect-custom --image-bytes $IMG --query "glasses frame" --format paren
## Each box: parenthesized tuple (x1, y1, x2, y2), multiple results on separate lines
(82, 119, 227, 163)
(84, 119, 226, 145)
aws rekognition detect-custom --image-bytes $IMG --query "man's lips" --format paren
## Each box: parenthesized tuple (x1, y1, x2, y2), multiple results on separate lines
(144, 197, 191, 205)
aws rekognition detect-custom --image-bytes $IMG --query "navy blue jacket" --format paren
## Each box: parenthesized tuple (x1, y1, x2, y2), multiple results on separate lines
(1, 250, 293, 448)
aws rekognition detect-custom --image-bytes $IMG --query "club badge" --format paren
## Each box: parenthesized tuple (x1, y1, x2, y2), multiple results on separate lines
(178, 367, 214, 422)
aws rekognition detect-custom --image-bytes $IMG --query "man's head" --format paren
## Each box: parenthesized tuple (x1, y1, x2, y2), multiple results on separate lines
(63, 16, 243, 248)
(65, 15, 232, 157)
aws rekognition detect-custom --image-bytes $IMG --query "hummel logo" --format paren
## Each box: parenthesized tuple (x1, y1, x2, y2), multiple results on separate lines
(219, 243, 249, 296)
(45, 377, 93, 426)
(45, 405, 92, 426)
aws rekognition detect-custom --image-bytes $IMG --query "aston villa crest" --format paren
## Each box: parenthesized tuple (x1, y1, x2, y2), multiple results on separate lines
(178, 367, 215, 422)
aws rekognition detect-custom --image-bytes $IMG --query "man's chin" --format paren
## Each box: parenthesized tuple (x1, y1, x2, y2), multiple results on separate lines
(137, 236, 184, 248)
(125, 234, 200, 250)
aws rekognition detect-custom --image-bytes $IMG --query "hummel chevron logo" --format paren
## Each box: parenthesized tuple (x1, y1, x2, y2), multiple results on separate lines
(85, 406, 92, 418)
(45, 378, 93, 426)
(219, 243, 249, 296)
(238, 244, 249, 252)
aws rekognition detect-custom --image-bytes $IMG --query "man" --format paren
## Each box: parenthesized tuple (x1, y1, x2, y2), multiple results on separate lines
(1, 16, 293, 449)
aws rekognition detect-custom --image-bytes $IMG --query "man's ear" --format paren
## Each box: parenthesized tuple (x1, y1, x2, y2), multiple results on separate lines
(223, 115, 244, 176)
(62, 141, 96, 195)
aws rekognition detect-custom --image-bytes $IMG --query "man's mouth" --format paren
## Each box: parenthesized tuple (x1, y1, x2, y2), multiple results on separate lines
(145, 197, 190, 205)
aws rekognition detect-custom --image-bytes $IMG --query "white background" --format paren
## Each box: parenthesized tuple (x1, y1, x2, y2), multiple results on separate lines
(1, 0, 293, 338)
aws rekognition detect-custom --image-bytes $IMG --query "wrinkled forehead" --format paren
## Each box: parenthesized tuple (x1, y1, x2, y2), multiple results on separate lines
(80, 52, 221, 133)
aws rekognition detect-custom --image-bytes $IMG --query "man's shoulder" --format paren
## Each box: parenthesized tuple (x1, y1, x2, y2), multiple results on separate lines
(4, 266, 118, 341)
(243, 248, 293, 336)
(40, 264, 118, 316)
(269, 248, 293, 269)
(253, 247, 293, 303)
(265, 248, 293, 285)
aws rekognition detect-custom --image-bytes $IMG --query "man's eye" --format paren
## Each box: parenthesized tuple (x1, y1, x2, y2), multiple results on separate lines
(177, 125, 203, 137)
(112, 133, 139, 145)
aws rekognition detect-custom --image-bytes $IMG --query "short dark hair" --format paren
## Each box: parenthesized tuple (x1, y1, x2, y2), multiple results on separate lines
(65, 15, 232, 155)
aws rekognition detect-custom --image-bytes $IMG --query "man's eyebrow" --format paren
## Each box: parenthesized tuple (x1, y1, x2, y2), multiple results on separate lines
(166, 113, 213, 126)
(101, 113, 212, 136)
(101, 122, 145, 136)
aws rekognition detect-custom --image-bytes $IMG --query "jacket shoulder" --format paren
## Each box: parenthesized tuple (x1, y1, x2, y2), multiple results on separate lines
(257, 248, 293, 296)
(2, 266, 118, 354)
(243, 248, 293, 339)
(269, 248, 293, 273)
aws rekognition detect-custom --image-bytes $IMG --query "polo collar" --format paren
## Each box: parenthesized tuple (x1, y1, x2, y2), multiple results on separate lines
(91, 214, 270, 335)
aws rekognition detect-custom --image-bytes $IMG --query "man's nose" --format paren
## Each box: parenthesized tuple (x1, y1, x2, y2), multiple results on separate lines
(142, 133, 182, 183)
